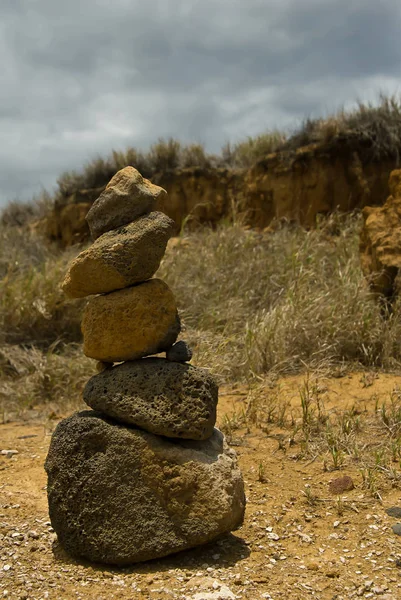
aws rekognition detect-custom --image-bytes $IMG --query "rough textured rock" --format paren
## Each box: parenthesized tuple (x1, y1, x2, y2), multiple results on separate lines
(81, 279, 180, 362)
(62, 212, 175, 298)
(83, 358, 218, 440)
(45, 410, 246, 565)
(328, 475, 355, 495)
(166, 340, 193, 363)
(360, 169, 401, 299)
(86, 167, 167, 239)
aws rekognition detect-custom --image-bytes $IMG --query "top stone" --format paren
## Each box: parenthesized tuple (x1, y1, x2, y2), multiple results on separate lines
(86, 167, 167, 240)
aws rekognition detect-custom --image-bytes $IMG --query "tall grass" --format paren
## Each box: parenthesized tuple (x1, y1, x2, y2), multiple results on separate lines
(158, 212, 401, 379)
(0, 191, 53, 227)
(0, 224, 83, 346)
(0, 343, 93, 422)
(2, 212, 401, 416)
(221, 132, 287, 168)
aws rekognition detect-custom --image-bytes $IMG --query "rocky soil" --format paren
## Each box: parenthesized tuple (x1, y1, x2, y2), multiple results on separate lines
(2, 373, 401, 600)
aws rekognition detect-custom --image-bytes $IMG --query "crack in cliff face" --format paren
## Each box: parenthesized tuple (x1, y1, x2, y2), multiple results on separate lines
(42, 147, 398, 248)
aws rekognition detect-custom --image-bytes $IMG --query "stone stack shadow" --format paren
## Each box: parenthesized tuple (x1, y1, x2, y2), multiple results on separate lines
(44, 167, 246, 566)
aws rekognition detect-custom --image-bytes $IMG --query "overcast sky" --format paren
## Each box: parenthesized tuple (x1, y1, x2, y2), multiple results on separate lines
(1, 0, 401, 207)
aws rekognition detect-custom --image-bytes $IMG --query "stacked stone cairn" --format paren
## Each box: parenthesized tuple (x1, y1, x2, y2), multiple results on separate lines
(45, 167, 246, 566)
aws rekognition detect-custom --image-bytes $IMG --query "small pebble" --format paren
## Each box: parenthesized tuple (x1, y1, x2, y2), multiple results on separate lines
(166, 341, 193, 363)
(28, 530, 39, 540)
(386, 507, 401, 519)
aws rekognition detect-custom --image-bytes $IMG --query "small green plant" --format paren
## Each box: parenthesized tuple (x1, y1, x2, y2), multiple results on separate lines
(336, 496, 345, 517)
(374, 447, 388, 468)
(326, 433, 345, 470)
(339, 406, 362, 436)
(391, 438, 401, 462)
(220, 411, 243, 442)
(300, 380, 313, 432)
(360, 467, 382, 501)
(302, 485, 319, 506)
(258, 462, 267, 483)
(378, 389, 401, 435)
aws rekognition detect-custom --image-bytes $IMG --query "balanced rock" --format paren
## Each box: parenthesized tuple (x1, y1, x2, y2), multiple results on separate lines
(62, 212, 175, 298)
(45, 411, 246, 565)
(83, 358, 218, 440)
(86, 167, 167, 240)
(166, 340, 193, 363)
(82, 279, 180, 362)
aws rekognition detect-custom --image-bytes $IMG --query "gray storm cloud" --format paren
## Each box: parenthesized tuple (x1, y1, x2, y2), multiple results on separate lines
(0, 0, 400, 205)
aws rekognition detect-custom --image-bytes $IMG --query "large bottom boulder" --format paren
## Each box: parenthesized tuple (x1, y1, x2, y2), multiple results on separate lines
(45, 411, 246, 565)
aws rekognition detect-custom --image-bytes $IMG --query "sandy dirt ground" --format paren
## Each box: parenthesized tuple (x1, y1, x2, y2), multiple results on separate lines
(1, 372, 401, 600)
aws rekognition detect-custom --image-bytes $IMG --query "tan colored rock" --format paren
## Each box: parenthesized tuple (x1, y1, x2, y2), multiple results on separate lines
(360, 169, 401, 298)
(62, 212, 175, 298)
(86, 167, 167, 239)
(82, 279, 180, 362)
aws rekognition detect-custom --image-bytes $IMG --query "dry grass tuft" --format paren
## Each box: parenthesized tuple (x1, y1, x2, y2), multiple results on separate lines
(0, 225, 84, 346)
(0, 191, 53, 227)
(221, 132, 287, 168)
(0, 344, 93, 422)
(283, 94, 401, 162)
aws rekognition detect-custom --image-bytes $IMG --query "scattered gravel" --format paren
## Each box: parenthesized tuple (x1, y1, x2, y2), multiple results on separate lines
(3, 377, 401, 600)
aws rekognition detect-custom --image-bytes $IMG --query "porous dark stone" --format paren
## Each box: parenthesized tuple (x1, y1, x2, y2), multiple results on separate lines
(45, 411, 246, 565)
(166, 341, 193, 363)
(83, 358, 217, 440)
